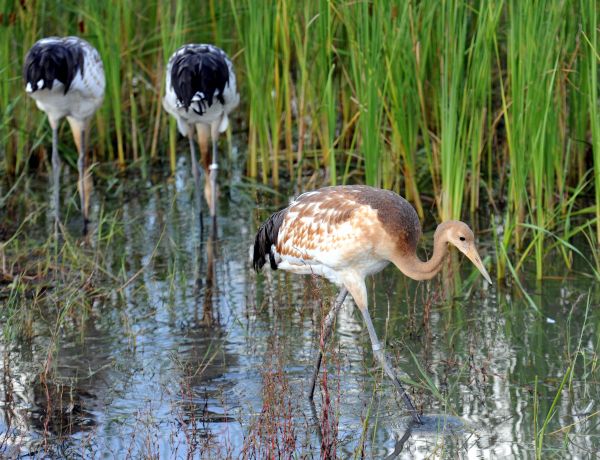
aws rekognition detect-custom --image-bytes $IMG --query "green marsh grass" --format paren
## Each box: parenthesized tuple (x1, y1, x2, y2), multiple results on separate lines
(276, 0, 294, 178)
(498, 0, 592, 279)
(0, 209, 123, 345)
(84, 0, 126, 167)
(159, 0, 185, 173)
(231, 0, 277, 184)
(1, 0, 599, 279)
(382, 1, 424, 217)
(581, 0, 600, 245)
(315, 0, 337, 185)
(345, 0, 387, 187)
(289, 2, 311, 185)
(0, 5, 13, 176)
(436, 0, 479, 222)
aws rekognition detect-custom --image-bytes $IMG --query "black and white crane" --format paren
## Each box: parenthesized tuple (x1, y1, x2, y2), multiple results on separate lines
(24, 36, 105, 235)
(163, 44, 239, 226)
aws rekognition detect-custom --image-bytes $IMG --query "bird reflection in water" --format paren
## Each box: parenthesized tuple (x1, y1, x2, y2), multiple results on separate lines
(174, 219, 238, 455)
(193, 219, 219, 327)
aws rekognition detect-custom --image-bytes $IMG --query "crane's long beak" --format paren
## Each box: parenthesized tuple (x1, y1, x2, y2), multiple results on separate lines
(462, 245, 492, 284)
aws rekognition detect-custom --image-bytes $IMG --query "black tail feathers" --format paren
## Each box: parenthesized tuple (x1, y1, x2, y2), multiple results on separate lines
(24, 39, 84, 94)
(171, 46, 229, 114)
(253, 208, 287, 271)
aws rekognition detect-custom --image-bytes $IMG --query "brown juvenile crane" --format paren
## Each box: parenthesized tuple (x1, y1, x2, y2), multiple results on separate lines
(253, 185, 492, 424)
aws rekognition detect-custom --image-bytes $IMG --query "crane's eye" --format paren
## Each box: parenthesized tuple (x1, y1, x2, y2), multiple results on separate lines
(459, 236, 466, 241)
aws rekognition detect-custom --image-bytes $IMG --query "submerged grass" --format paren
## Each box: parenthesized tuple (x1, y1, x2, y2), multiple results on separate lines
(0, 228, 119, 400)
(1, 0, 599, 278)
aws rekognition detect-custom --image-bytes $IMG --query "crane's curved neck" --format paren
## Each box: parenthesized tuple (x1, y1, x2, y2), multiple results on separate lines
(392, 230, 449, 281)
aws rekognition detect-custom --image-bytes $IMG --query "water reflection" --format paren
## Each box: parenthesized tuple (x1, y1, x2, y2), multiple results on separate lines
(197, 220, 218, 326)
(0, 321, 116, 456)
(169, 218, 244, 457)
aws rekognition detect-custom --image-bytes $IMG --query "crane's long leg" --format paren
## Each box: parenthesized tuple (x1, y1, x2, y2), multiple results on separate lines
(51, 124, 60, 232)
(68, 117, 91, 236)
(209, 121, 220, 219)
(77, 126, 88, 236)
(189, 130, 204, 235)
(309, 288, 348, 400)
(358, 305, 422, 424)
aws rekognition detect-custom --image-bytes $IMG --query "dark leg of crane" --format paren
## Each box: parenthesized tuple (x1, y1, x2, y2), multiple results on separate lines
(308, 288, 348, 400)
(201, 220, 218, 326)
(209, 121, 219, 219)
(308, 398, 323, 444)
(358, 306, 422, 425)
(51, 125, 60, 234)
(189, 132, 204, 236)
(78, 127, 89, 236)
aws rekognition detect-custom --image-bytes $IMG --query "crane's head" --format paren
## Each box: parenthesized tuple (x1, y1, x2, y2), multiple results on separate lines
(438, 221, 492, 284)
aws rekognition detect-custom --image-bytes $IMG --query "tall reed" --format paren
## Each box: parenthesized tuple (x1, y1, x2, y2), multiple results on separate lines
(343, 0, 386, 187)
(435, 0, 470, 221)
(580, 0, 600, 245)
(158, 0, 185, 173)
(502, 0, 567, 279)
(290, 2, 311, 185)
(231, 0, 277, 184)
(1, 0, 38, 176)
(382, 2, 424, 217)
(0, 3, 15, 175)
(82, 0, 125, 166)
(315, 0, 338, 184)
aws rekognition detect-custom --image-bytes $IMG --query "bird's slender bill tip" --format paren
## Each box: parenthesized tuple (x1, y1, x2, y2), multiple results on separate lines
(480, 266, 493, 285)
(465, 246, 492, 285)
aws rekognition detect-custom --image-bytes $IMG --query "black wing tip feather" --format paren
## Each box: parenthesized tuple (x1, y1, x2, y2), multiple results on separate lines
(24, 38, 84, 94)
(253, 208, 287, 272)
(170, 46, 230, 114)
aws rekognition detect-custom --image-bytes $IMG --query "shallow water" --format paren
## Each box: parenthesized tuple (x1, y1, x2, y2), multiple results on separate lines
(1, 157, 599, 458)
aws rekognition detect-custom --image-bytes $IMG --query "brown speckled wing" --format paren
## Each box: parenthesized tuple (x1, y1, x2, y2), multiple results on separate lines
(275, 188, 364, 263)
(274, 186, 420, 268)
